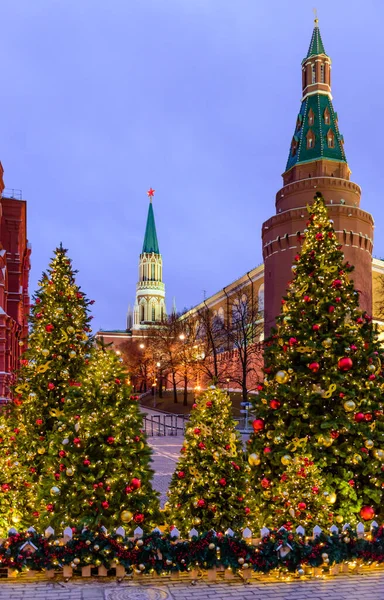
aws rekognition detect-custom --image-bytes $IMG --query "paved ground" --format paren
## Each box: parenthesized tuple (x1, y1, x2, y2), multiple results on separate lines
(150, 436, 183, 506)
(0, 571, 383, 599)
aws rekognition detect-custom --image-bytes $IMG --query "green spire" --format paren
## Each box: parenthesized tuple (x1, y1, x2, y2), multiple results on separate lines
(142, 201, 159, 254)
(306, 21, 327, 58)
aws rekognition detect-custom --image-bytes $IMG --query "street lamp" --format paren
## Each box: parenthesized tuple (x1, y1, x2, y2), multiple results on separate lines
(179, 334, 185, 341)
(139, 343, 145, 349)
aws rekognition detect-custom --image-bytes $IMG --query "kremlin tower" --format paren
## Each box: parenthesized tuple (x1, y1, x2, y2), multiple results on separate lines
(262, 19, 374, 336)
(132, 189, 166, 330)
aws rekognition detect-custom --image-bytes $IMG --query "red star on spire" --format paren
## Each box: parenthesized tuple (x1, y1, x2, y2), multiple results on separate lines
(147, 188, 155, 198)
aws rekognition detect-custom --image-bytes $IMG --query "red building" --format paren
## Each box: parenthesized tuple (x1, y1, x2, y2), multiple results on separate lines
(0, 162, 30, 402)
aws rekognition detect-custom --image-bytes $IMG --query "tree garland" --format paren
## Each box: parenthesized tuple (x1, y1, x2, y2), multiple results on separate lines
(0, 526, 383, 575)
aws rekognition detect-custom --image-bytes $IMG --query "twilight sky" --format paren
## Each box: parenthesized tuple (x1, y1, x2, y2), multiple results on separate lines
(1, 0, 383, 332)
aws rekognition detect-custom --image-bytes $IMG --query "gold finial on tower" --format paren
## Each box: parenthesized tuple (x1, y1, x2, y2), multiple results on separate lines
(313, 7, 319, 26)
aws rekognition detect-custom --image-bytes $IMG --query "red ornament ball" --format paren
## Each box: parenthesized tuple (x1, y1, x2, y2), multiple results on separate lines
(245, 507, 251, 514)
(297, 502, 306, 510)
(206, 401, 212, 408)
(134, 513, 145, 524)
(73, 437, 81, 444)
(261, 478, 270, 489)
(354, 412, 365, 423)
(106, 436, 115, 444)
(197, 499, 205, 508)
(101, 501, 109, 509)
(360, 505, 375, 521)
(312, 324, 320, 331)
(270, 400, 281, 410)
(263, 447, 271, 454)
(252, 418, 265, 432)
(311, 486, 319, 494)
(365, 413, 373, 422)
(177, 471, 185, 479)
(309, 362, 320, 373)
(338, 357, 353, 371)
(219, 478, 227, 487)
(328, 306, 335, 313)
(131, 478, 141, 489)
(194, 428, 201, 435)
(45, 324, 54, 333)
(83, 459, 90, 466)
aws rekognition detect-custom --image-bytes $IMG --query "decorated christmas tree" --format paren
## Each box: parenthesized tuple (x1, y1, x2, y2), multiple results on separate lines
(0, 245, 94, 531)
(167, 388, 257, 535)
(248, 193, 384, 527)
(36, 346, 160, 531)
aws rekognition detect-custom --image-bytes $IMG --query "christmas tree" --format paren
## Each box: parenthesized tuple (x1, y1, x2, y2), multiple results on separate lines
(0, 245, 94, 531)
(167, 388, 257, 535)
(248, 193, 384, 527)
(36, 346, 160, 531)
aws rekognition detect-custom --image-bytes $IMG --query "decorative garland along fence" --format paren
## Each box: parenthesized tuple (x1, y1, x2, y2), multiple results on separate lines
(0, 522, 383, 582)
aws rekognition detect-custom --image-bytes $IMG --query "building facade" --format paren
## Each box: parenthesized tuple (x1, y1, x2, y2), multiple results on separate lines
(0, 162, 30, 402)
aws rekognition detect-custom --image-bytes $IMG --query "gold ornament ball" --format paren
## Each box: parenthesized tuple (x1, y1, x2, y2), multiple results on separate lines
(208, 543, 216, 550)
(66, 468, 74, 477)
(73, 558, 80, 565)
(120, 510, 133, 523)
(373, 449, 384, 461)
(322, 338, 332, 349)
(298, 568, 305, 576)
(344, 400, 356, 412)
(275, 370, 289, 384)
(326, 492, 337, 504)
(266, 431, 274, 439)
(50, 486, 61, 496)
(67, 326, 75, 334)
(11, 515, 20, 524)
(263, 490, 271, 499)
(62, 370, 69, 378)
(213, 451, 220, 461)
(238, 558, 245, 565)
(321, 553, 328, 560)
(352, 454, 362, 464)
(41, 349, 50, 357)
(94, 545, 100, 551)
(136, 539, 144, 547)
(248, 453, 261, 466)
(85, 540, 91, 546)
(281, 454, 292, 465)
(364, 440, 374, 450)
(56, 307, 64, 313)
(335, 515, 344, 524)
(274, 436, 283, 444)
(19, 340, 24, 346)
(322, 436, 333, 448)
(368, 364, 376, 373)
(139, 564, 145, 571)
(194, 518, 201, 525)
(69, 351, 76, 359)
(37, 447, 46, 455)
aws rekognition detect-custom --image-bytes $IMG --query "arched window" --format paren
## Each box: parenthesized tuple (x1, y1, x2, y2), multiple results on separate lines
(258, 284, 265, 313)
(320, 64, 325, 83)
(151, 263, 155, 280)
(311, 64, 316, 84)
(140, 304, 145, 321)
(161, 305, 164, 321)
(152, 305, 156, 321)
(218, 307, 224, 323)
(308, 109, 314, 126)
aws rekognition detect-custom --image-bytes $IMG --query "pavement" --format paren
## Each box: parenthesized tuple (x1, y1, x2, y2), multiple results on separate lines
(0, 571, 383, 599)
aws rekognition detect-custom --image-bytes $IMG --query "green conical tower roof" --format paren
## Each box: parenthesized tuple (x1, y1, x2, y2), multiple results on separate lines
(142, 201, 159, 254)
(286, 22, 346, 172)
(306, 21, 327, 58)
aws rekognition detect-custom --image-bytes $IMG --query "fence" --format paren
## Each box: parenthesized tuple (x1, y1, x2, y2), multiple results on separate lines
(0, 520, 382, 581)
(143, 413, 189, 436)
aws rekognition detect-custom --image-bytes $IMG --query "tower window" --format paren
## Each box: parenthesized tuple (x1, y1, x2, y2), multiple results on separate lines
(308, 108, 314, 126)
(140, 305, 145, 321)
(324, 107, 330, 125)
(306, 129, 315, 149)
(151, 263, 155, 280)
(152, 305, 156, 321)
(311, 64, 316, 84)
(320, 64, 325, 83)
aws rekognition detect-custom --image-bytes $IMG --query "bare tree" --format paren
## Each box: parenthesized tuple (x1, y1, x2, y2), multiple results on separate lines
(194, 305, 227, 385)
(220, 286, 263, 402)
(374, 274, 384, 321)
(120, 338, 153, 393)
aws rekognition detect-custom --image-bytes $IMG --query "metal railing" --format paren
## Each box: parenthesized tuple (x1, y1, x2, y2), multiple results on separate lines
(143, 413, 189, 437)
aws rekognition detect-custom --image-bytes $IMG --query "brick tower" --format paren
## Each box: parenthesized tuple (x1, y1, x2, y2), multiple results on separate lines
(262, 19, 374, 337)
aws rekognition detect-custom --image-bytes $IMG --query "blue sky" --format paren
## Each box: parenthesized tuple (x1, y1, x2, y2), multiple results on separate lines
(1, 0, 383, 331)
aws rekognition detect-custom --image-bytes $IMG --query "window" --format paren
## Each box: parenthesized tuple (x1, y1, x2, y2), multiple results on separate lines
(151, 263, 155, 280)
(161, 306, 164, 321)
(308, 109, 314, 126)
(311, 64, 316, 84)
(152, 305, 156, 321)
(320, 64, 325, 83)
(140, 304, 145, 321)
(218, 307, 224, 323)
(306, 130, 315, 149)
(324, 108, 330, 125)
(258, 284, 265, 313)
(327, 129, 335, 148)
(291, 139, 298, 157)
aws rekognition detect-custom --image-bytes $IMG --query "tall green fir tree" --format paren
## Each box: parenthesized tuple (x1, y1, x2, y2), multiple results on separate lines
(0, 245, 94, 531)
(36, 347, 160, 531)
(248, 193, 384, 527)
(167, 388, 257, 535)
